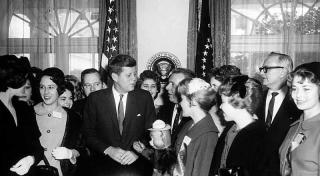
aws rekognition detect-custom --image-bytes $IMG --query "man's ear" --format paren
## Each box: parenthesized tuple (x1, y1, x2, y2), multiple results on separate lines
(102, 82, 107, 88)
(190, 99, 197, 107)
(111, 72, 118, 83)
(279, 68, 286, 78)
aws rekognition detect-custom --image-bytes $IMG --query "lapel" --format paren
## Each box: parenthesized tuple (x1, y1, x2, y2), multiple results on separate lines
(123, 91, 134, 132)
(176, 115, 217, 151)
(187, 115, 218, 140)
(122, 90, 139, 137)
(0, 100, 18, 129)
(104, 88, 120, 133)
(270, 91, 291, 128)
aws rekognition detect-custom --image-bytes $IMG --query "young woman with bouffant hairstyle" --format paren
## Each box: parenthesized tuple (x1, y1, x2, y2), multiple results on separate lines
(173, 78, 219, 176)
(209, 75, 266, 176)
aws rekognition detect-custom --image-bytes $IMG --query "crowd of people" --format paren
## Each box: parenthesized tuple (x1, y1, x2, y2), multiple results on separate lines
(1, 52, 320, 176)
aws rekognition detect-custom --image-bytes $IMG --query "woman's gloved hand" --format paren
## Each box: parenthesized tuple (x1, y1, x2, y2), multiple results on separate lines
(52, 147, 73, 160)
(10, 155, 35, 175)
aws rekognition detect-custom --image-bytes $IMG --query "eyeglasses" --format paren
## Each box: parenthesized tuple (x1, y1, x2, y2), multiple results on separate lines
(259, 66, 284, 73)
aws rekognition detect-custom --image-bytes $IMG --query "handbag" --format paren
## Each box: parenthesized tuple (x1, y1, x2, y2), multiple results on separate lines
(34, 155, 59, 176)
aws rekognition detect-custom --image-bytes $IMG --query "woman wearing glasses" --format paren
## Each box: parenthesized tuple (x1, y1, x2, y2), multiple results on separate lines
(209, 75, 266, 176)
(279, 62, 320, 176)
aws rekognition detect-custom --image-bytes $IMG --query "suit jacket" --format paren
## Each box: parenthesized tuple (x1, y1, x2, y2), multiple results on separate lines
(83, 88, 156, 175)
(209, 120, 266, 176)
(157, 102, 191, 144)
(60, 108, 84, 176)
(279, 113, 320, 176)
(0, 99, 43, 176)
(174, 114, 219, 176)
(257, 89, 302, 176)
(157, 101, 175, 125)
(71, 98, 87, 121)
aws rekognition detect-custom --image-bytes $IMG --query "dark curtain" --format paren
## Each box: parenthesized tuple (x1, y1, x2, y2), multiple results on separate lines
(187, 0, 231, 71)
(99, 0, 137, 64)
(187, 0, 198, 71)
(210, 0, 231, 67)
(118, 0, 137, 60)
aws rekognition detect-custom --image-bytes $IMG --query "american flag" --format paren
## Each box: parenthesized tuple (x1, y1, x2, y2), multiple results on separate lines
(101, 0, 119, 69)
(195, 0, 213, 78)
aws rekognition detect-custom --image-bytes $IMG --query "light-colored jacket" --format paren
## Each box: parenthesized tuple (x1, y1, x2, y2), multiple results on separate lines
(279, 113, 320, 176)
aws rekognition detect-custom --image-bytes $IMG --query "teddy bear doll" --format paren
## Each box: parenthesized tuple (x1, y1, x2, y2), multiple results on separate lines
(133, 120, 176, 176)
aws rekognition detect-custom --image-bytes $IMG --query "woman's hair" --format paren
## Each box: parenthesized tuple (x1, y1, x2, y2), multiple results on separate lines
(219, 75, 263, 115)
(206, 65, 241, 83)
(289, 62, 320, 96)
(41, 67, 66, 96)
(176, 78, 217, 112)
(136, 70, 161, 91)
(64, 81, 75, 101)
(0, 55, 28, 92)
(65, 74, 83, 100)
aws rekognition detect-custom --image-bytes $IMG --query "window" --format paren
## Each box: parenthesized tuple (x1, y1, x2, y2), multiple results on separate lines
(230, 0, 320, 76)
(8, 0, 100, 78)
(9, 14, 30, 38)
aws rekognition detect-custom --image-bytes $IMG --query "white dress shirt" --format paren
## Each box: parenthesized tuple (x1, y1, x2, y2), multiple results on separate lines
(112, 86, 128, 117)
(171, 104, 181, 132)
(265, 86, 288, 123)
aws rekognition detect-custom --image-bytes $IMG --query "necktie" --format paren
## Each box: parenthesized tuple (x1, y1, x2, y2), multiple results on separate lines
(118, 94, 124, 135)
(172, 106, 181, 135)
(266, 92, 279, 128)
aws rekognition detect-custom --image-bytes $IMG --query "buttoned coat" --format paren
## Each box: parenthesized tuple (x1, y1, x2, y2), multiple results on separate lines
(279, 113, 320, 176)
(83, 88, 156, 175)
(257, 89, 301, 176)
(174, 114, 219, 176)
(0, 100, 43, 176)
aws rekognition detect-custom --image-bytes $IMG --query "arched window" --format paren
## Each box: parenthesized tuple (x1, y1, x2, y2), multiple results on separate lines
(8, 0, 100, 79)
(9, 14, 30, 38)
(230, 0, 320, 76)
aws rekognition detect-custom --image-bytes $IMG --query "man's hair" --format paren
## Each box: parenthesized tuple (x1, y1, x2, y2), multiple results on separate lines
(107, 54, 136, 76)
(268, 52, 293, 72)
(80, 68, 101, 84)
(170, 68, 195, 80)
(207, 65, 241, 83)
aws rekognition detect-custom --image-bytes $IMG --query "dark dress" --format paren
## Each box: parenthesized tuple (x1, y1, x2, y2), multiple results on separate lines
(0, 99, 43, 176)
(209, 120, 266, 176)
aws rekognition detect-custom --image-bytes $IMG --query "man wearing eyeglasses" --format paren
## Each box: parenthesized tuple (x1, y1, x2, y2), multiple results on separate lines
(257, 52, 301, 176)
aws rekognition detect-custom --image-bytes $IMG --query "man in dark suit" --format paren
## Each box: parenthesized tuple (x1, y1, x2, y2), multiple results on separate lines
(72, 68, 106, 120)
(257, 52, 301, 176)
(158, 68, 195, 144)
(83, 54, 156, 176)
